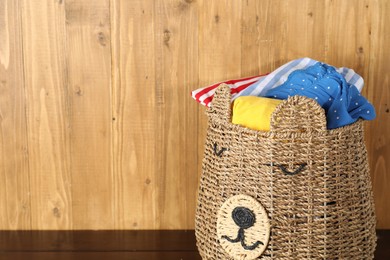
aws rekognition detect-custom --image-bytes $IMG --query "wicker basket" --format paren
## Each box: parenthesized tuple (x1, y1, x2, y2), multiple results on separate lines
(195, 84, 376, 260)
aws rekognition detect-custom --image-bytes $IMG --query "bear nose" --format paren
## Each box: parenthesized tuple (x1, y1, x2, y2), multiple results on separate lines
(232, 207, 256, 229)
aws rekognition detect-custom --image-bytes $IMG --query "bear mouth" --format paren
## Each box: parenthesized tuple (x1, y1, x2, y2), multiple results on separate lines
(221, 207, 264, 251)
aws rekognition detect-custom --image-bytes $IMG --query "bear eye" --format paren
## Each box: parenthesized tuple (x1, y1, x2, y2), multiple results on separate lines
(277, 163, 307, 175)
(265, 163, 307, 175)
(213, 142, 227, 157)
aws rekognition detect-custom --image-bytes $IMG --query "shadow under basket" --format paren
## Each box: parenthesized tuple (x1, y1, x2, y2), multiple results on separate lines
(195, 84, 377, 260)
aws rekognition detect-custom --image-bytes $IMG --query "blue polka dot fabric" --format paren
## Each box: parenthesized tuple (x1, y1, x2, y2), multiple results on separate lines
(264, 62, 376, 129)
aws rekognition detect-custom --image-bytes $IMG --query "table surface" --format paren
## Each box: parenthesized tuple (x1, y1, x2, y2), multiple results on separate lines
(0, 230, 388, 260)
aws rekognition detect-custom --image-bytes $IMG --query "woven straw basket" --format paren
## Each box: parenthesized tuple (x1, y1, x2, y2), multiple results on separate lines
(195, 84, 376, 260)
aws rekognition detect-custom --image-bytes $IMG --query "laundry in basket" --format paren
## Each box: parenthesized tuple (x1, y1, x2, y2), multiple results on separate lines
(193, 59, 377, 259)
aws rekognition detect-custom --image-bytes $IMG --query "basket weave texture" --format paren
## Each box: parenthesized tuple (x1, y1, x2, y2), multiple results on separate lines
(195, 84, 376, 259)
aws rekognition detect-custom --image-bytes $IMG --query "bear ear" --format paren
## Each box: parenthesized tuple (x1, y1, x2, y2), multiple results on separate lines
(270, 96, 327, 133)
(207, 84, 232, 122)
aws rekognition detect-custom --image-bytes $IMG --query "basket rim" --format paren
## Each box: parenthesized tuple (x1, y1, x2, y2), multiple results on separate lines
(208, 113, 363, 139)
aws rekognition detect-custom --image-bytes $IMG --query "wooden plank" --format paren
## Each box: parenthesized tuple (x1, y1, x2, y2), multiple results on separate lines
(0, 252, 202, 260)
(0, 230, 389, 259)
(110, 0, 158, 229)
(153, 0, 199, 229)
(198, 0, 242, 82)
(241, 0, 328, 77)
(376, 230, 390, 260)
(197, 0, 243, 191)
(366, 0, 390, 229)
(241, 0, 370, 75)
(323, 0, 371, 81)
(0, 0, 31, 230)
(282, 0, 328, 62)
(21, 0, 72, 229)
(241, 0, 283, 76)
(0, 230, 197, 251)
(64, 0, 113, 229)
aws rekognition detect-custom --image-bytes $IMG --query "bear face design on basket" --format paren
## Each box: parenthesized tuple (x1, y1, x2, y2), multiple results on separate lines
(217, 194, 270, 259)
(195, 84, 376, 260)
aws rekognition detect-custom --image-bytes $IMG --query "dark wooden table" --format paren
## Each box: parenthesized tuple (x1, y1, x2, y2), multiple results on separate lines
(0, 230, 389, 259)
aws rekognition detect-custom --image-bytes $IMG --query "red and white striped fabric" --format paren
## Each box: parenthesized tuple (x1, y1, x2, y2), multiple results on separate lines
(191, 58, 365, 108)
(191, 74, 267, 107)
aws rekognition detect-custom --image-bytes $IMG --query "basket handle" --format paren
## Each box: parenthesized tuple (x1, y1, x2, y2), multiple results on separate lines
(270, 95, 327, 133)
(207, 84, 232, 122)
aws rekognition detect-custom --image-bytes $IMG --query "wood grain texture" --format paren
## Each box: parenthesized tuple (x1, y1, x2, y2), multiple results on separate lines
(0, 0, 30, 230)
(21, 0, 72, 229)
(241, 0, 284, 76)
(1, 230, 390, 260)
(0, 0, 388, 229)
(0, 230, 198, 251)
(65, 0, 113, 229)
(0, 252, 202, 260)
(111, 0, 158, 229)
(366, 0, 390, 229)
(197, 0, 242, 179)
(324, 0, 371, 84)
(153, 0, 199, 229)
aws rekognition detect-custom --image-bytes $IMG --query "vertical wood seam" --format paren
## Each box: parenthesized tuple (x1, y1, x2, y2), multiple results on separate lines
(109, 0, 123, 229)
(109, 0, 115, 229)
(108, 0, 115, 230)
(18, 0, 32, 230)
(153, 0, 162, 230)
(62, 0, 73, 230)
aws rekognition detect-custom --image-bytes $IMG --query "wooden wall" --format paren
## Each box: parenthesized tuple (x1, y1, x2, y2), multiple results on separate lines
(0, 0, 389, 230)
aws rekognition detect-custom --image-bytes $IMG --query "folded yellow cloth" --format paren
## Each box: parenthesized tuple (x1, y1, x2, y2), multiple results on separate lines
(232, 96, 282, 131)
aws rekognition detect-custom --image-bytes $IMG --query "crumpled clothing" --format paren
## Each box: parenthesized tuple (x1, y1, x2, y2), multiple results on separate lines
(232, 96, 282, 131)
(191, 58, 375, 129)
(264, 62, 375, 129)
(191, 58, 364, 109)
